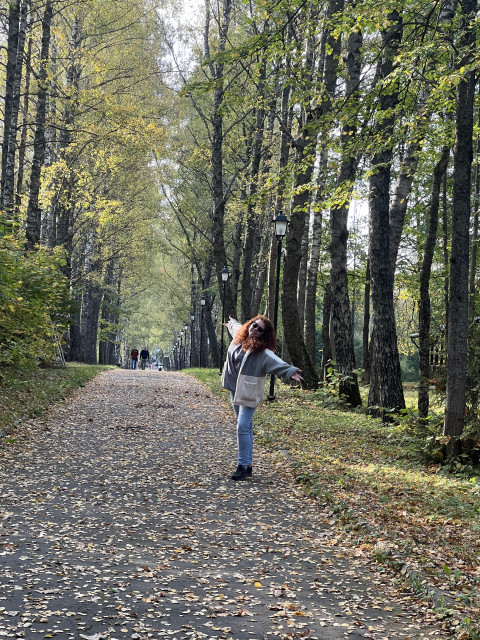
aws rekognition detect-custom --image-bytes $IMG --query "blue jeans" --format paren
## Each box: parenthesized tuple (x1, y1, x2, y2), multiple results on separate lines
(230, 392, 256, 467)
(131, 359, 137, 370)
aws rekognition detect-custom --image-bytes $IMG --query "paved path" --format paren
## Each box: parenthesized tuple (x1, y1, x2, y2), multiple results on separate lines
(0, 370, 448, 640)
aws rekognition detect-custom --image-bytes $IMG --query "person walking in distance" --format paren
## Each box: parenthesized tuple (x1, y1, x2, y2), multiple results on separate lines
(130, 347, 139, 370)
(222, 316, 303, 481)
(139, 347, 150, 370)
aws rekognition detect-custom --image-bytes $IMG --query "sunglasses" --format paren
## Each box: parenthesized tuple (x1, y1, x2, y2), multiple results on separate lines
(252, 321, 265, 334)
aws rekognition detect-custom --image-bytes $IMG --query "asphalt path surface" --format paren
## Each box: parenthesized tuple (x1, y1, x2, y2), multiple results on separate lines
(0, 369, 449, 640)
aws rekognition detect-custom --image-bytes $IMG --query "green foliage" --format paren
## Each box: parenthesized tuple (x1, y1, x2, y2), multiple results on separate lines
(0, 238, 70, 374)
(313, 360, 360, 409)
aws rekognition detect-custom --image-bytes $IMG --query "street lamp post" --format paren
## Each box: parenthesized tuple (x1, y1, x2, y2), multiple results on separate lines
(200, 294, 206, 367)
(190, 311, 195, 367)
(183, 322, 188, 367)
(179, 332, 184, 370)
(268, 212, 288, 400)
(219, 267, 229, 374)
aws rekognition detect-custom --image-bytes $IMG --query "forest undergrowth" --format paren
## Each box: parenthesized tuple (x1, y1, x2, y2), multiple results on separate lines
(190, 369, 480, 640)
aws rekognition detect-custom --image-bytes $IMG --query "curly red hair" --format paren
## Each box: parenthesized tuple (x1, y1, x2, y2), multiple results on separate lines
(232, 315, 276, 353)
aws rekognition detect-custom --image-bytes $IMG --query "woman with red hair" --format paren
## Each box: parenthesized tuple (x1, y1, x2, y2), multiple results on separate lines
(222, 315, 303, 481)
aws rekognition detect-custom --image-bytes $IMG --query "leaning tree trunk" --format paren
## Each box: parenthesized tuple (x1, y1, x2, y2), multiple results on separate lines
(24, 0, 53, 251)
(367, 10, 406, 417)
(444, 0, 477, 442)
(418, 145, 450, 418)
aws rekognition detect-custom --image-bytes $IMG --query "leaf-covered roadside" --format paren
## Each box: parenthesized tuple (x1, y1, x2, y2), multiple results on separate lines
(187, 371, 480, 639)
(0, 363, 111, 437)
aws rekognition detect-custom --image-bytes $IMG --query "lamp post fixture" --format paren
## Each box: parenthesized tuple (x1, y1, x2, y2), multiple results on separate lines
(219, 267, 229, 374)
(190, 311, 195, 367)
(179, 332, 184, 370)
(183, 322, 188, 367)
(200, 294, 206, 367)
(268, 212, 288, 400)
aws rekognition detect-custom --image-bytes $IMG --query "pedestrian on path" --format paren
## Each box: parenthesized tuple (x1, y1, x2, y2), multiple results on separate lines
(130, 347, 139, 369)
(139, 347, 150, 370)
(222, 315, 303, 481)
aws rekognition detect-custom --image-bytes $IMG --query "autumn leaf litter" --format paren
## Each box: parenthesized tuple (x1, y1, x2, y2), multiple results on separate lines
(0, 369, 452, 639)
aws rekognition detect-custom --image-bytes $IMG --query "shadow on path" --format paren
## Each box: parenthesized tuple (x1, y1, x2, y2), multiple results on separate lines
(0, 370, 448, 639)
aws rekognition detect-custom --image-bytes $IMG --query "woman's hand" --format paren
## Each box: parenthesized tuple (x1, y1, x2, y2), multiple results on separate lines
(223, 315, 235, 327)
(291, 370, 303, 382)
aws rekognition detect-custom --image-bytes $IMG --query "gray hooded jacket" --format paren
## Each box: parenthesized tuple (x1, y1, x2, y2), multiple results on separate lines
(221, 319, 299, 407)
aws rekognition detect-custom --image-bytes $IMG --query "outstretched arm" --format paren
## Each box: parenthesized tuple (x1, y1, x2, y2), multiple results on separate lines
(291, 370, 303, 382)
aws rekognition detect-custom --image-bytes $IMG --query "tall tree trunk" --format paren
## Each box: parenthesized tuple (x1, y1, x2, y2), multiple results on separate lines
(329, 22, 363, 407)
(283, 132, 320, 387)
(283, 0, 343, 389)
(204, 0, 235, 318)
(469, 115, 480, 319)
(241, 63, 267, 321)
(418, 146, 450, 418)
(361, 260, 371, 384)
(82, 281, 103, 364)
(2, 0, 29, 217)
(266, 84, 292, 319)
(444, 0, 477, 440)
(442, 172, 450, 338)
(15, 35, 31, 216)
(367, 10, 406, 416)
(304, 155, 326, 363)
(51, 16, 81, 282)
(1, 0, 21, 207)
(24, 0, 53, 251)
(252, 99, 277, 317)
(321, 282, 333, 379)
(297, 221, 309, 330)
(69, 292, 83, 362)
(99, 260, 117, 365)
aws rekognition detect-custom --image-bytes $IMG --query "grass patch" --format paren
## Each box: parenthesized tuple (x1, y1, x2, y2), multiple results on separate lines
(0, 362, 112, 436)
(186, 367, 225, 398)
(187, 369, 480, 637)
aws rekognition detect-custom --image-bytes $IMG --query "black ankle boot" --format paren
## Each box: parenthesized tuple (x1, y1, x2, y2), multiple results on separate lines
(231, 464, 247, 481)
